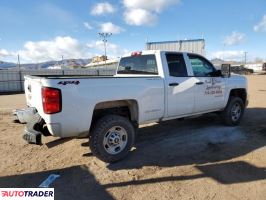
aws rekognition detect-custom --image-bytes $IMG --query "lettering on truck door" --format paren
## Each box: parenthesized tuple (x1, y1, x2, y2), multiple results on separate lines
(188, 54, 225, 113)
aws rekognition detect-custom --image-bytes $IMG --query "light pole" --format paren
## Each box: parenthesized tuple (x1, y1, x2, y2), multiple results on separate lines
(244, 51, 248, 65)
(17, 54, 22, 91)
(98, 32, 112, 64)
(17, 54, 21, 70)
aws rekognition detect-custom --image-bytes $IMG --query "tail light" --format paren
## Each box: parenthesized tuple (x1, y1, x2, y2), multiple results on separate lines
(42, 87, 62, 114)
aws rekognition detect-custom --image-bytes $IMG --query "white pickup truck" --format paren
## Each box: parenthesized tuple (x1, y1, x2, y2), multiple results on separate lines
(19, 50, 248, 163)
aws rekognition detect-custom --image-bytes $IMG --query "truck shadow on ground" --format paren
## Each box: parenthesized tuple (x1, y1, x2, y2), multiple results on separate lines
(107, 107, 266, 171)
(0, 165, 113, 200)
(0, 161, 265, 200)
(0, 109, 266, 200)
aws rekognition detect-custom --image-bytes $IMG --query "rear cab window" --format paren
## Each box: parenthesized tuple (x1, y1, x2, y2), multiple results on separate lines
(118, 54, 158, 75)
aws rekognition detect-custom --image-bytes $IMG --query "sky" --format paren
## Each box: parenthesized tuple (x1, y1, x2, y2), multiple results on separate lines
(0, 0, 266, 63)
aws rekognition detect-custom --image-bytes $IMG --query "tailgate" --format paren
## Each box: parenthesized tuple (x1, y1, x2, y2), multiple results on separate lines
(24, 76, 43, 109)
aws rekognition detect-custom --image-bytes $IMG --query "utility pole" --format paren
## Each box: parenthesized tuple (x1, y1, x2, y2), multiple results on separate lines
(244, 51, 248, 65)
(17, 54, 22, 91)
(98, 32, 112, 69)
(145, 36, 149, 50)
(61, 55, 64, 75)
(201, 32, 204, 39)
(146, 36, 149, 43)
(17, 54, 21, 70)
(222, 44, 225, 61)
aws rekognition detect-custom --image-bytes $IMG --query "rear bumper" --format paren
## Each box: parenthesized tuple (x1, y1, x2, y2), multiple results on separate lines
(13, 107, 37, 124)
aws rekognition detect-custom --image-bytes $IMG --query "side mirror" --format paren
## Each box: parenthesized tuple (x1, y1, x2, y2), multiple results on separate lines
(221, 64, 231, 78)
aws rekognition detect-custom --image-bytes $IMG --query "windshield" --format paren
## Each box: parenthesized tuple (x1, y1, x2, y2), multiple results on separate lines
(117, 55, 158, 75)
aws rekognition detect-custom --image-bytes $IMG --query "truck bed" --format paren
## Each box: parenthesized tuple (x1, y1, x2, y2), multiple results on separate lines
(25, 75, 159, 79)
(24, 74, 165, 137)
(25, 74, 114, 79)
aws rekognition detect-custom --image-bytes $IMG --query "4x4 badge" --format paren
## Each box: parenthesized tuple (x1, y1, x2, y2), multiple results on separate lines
(58, 81, 80, 85)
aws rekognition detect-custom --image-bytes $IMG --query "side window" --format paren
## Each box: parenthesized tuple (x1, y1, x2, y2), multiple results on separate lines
(188, 55, 215, 77)
(166, 54, 188, 77)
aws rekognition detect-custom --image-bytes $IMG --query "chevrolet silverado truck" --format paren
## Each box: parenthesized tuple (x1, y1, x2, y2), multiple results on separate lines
(19, 50, 248, 163)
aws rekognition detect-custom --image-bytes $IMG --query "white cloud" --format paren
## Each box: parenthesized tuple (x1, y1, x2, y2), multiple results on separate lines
(0, 49, 12, 58)
(0, 48, 17, 62)
(100, 22, 125, 34)
(123, 0, 180, 13)
(254, 15, 266, 32)
(91, 2, 115, 16)
(83, 22, 93, 30)
(87, 40, 129, 58)
(211, 50, 244, 61)
(0, 36, 128, 63)
(223, 31, 245, 46)
(122, 0, 180, 26)
(124, 9, 157, 26)
(17, 36, 89, 63)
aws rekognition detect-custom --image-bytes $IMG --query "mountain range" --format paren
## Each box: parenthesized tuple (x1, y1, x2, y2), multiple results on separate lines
(0, 59, 92, 69)
(0, 58, 249, 70)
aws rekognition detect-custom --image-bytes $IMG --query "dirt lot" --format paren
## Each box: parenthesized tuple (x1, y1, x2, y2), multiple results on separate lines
(0, 75, 266, 200)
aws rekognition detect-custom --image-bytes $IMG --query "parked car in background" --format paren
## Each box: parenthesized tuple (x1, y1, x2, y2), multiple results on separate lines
(263, 63, 266, 71)
(231, 66, 254, 75)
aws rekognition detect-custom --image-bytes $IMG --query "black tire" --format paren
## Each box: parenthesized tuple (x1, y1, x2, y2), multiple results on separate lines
(89, 115, 135, 163)
(221, 97, 245, 126)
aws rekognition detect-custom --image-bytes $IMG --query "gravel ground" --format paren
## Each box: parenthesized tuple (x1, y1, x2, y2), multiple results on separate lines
(0, 75, 266, 200)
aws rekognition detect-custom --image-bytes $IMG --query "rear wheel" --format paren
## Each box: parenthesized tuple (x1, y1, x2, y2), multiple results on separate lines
(221, 97, 245, 126)
(89, 115, 135, 163)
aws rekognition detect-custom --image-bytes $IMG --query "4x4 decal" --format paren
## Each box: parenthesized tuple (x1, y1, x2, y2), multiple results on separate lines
(58, 81, 80, 85)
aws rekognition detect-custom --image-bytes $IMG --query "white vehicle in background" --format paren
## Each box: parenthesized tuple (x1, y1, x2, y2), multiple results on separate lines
(244, 63, 266, 73)
(17, 50, 248, 163)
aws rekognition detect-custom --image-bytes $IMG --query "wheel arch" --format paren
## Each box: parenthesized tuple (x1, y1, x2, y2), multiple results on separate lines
(92, 99, 139, 125)
(228, 88, 247, 105)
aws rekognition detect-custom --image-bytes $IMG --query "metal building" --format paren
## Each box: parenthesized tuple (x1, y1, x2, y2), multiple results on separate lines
(145, 39, 205, 55)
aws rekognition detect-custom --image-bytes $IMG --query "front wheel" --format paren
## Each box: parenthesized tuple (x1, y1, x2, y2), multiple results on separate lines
(89, 115, 135, 163)
(221, 97, 245, 126)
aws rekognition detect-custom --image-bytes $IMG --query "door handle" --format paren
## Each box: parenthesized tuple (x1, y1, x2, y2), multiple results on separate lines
(195, 81, 204, 85)
(169, 82, 179, 86)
